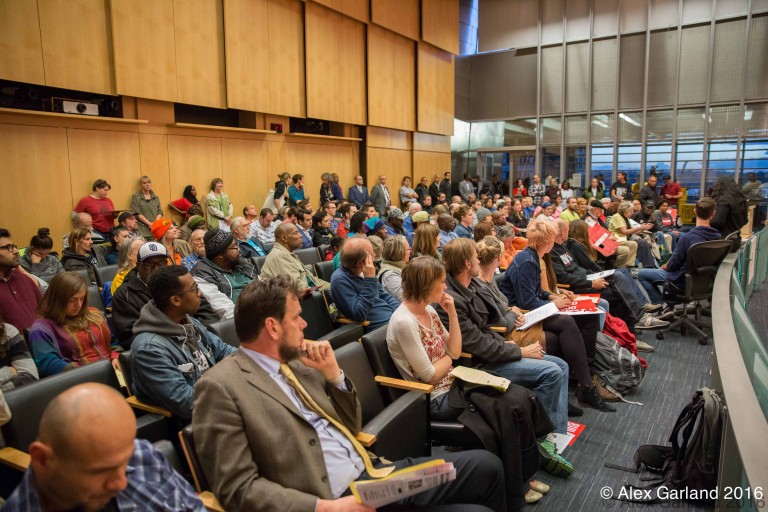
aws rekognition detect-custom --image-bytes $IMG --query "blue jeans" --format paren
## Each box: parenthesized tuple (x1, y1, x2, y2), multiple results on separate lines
(481, 355, 569, 434)
(597, 298, 609, 331)
(637, 268, 669, 304)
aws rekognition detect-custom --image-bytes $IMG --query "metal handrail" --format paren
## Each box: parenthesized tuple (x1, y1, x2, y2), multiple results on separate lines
(712, 247, 768, 501)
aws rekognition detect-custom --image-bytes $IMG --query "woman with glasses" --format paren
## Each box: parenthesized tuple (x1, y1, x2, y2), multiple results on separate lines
(28, 272, 120, 377)
(61, 228, 100, 284)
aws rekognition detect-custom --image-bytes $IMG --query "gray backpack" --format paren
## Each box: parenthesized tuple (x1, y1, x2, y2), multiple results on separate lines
(594, 331, 646, 395)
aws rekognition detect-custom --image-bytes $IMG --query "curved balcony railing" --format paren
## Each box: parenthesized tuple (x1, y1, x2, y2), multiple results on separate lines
(712, 228, 768, 510)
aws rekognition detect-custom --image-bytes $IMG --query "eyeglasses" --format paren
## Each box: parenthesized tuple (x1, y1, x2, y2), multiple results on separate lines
(176, 284, 199, 296)
(0, 244, 18, 253)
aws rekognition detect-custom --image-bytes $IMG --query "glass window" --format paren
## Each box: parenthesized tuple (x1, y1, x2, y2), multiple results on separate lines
(590, 145, 615, 183)
(646, 143, 672, 177)
(740, 140, 768, 200)
(565, 146, 587, 195)
(705, 140, 739, 195)
(541, 146, 561, 184)
(617, 144, 642, 188)
(504, 119, 537, 146)
(676, 142, 704, 202)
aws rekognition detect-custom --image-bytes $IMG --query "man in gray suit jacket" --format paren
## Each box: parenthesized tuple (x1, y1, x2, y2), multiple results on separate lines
(369, 175, 392, 218)
(192, 276, 506, 512)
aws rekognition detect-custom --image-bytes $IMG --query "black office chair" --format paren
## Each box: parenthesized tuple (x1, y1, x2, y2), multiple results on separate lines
(318, 244, 331, 261)
(95, 264, 119, 288)
(315, 260, 336, 283)
(360, 325, 483, 449)
(335, 342, 429, 460)
(300, 292, 363, 349)
(295, 247, 321, 265)
(207, 318, 240, 347)
(658, 239, 733, 345)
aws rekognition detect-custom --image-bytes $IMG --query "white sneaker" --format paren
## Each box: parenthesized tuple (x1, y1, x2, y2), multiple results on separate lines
(635, 313, 670, 330)
(635, 340, 656, 352)
(643, 303, 663, 313)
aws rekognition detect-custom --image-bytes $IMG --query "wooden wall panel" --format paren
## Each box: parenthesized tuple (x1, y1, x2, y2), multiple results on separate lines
(285, 143, 320, 207)
(268, 0, 306, 118)
(413, 150, 451, 181)
(66, 130, 142, 211)
(418, 42, 454, 135)
(37, 0, 114, 95)
(368, 25, 416, 131)
(167, 135, 223, 214)
(366, 147, 412, 204)
(371, 0, 419, 40)
(422, 0, 459, 54)
(0, 0, 45, 85)
(267, 140, 287, 179)
(313, 0, 369, 22)
(223, 0, 270, 112)
(367, 127, 411, 150)
(321, 144, 359, 195)
(0, 124, 70, 252)
(306, 3, 366, 125)
(222, 138, 269, 214)
(337, 15, 367, 125)
(138, 133, 172, 219)
(306, 2, 340, 122)
(173, 0, 227, 108)
(393, 35, 417, 131)
(111, 0, 178, 102)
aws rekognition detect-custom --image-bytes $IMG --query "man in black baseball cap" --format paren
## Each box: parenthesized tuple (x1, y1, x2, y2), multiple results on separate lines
(118, 211, 142, 239)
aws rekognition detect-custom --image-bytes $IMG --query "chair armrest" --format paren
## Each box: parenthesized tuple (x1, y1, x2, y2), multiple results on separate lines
(490, 325, 506, 333)
(126, 396, 172, 417)
(324, 323, 365, 350)
(335, 316, 371, 327)
(460, 352, 472, 359)
(355, 432, 377, 447)
(200, 491, 225, 512)
(362, 391, 429, 460)
(0, 447, 30, 471)
(374, 376, 433, 393)
(557, 283, 571, 289)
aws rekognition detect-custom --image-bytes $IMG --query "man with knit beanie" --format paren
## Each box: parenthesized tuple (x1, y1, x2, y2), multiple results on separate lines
(190, 229, 256, 320)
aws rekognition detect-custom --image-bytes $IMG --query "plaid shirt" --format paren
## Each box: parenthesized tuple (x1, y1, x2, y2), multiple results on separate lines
(3, 439, 205, 512)
(529, 183, 546, 204)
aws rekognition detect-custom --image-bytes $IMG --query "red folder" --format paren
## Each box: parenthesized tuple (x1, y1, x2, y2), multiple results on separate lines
(584, 217, 619, 257)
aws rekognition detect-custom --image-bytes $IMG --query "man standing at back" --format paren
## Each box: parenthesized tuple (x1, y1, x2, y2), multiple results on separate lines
(3, 383, 204, 511)
(192, 276, 506, 512)
(131, 265, 236, 422)
(660, 175, 682, 207)
(0, 228, 42, 332)
(348, 175, 369, 209)
(370, 175, 392, 218)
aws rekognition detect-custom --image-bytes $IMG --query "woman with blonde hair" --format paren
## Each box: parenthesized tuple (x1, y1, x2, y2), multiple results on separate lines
(500, 218, 615, 412)
(608, 201, 657, 268)
(28, 272, 119, 377)
(130, 175, 163, 239)
(411, 223, 441, 259)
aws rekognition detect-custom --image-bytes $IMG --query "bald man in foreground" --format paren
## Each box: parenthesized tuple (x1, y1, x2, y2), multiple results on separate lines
(3, 383, 204, 512)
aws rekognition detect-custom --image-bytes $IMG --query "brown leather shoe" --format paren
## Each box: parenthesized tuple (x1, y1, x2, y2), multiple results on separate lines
(592, 374, 621, 402)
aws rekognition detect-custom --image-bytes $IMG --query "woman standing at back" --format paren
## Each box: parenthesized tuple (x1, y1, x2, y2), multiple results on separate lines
(206, 178, 233, 230)
(28, 272, 119, 377)
(130, 176, 164, 240)
(710, 175, 749, 238)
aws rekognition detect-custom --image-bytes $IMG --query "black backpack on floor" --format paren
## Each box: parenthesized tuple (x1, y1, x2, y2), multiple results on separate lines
(605, 388, 726, 503)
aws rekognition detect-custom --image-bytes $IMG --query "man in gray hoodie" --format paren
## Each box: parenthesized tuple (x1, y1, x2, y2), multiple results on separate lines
(131, 265, 236, 422)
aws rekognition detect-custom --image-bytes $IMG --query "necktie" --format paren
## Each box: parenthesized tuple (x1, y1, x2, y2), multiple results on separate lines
(382, 186, 390, 206)
(279, 363, 394, 478)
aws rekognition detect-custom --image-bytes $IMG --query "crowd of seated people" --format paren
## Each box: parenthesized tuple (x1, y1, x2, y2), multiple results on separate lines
(0, 170, 754, 511)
